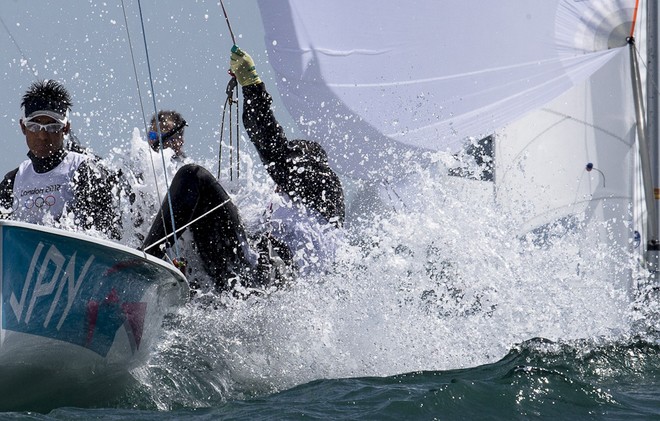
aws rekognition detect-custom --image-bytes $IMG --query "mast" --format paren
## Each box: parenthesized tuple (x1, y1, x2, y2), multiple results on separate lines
(632, 0, 660, 283)
(648, 0, 660, 282)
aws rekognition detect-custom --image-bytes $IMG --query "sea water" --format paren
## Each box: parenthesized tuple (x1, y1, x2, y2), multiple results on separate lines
(2, 136, 658, 420)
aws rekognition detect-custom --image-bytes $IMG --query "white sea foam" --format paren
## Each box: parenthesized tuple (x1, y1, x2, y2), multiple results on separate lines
(119, 140, 637, 407)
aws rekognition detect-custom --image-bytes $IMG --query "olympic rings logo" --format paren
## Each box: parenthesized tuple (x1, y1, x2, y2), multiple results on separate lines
(23, 195, 57, 210)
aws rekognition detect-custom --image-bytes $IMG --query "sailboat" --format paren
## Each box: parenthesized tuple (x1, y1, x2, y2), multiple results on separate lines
(0, 5, 213, 413)
(0, 219, 188, 409)
(0, 6, 194, 410)
(256, 0, 657, 294)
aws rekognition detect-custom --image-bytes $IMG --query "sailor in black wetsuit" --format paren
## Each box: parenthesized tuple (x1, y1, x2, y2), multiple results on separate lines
(142, 46, 345, 294)
(0, 80, 121, 239)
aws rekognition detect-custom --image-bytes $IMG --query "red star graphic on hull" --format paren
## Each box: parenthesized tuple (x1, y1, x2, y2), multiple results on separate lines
(85, 288, 147, 353)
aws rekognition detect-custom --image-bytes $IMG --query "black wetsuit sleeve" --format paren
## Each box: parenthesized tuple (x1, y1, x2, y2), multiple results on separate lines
(241, 83, 290, 165)
(0, 168, 18, 217)
(242, 83, 345, 226)
(72, 160, 121, 239)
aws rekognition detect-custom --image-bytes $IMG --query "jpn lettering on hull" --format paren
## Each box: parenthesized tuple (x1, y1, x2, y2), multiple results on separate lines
(9, 242, 94, 330)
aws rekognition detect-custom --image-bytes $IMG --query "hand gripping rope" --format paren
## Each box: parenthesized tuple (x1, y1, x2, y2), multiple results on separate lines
(219, 73, 240, 181)
(218, 0, 241, 181)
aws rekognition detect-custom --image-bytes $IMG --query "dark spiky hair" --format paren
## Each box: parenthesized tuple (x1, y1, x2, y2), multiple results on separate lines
(21, 79, 72, 118)
(151, 110, 185, 128)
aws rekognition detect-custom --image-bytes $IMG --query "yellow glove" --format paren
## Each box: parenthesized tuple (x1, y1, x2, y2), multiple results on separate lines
(230, 45, 262, 86)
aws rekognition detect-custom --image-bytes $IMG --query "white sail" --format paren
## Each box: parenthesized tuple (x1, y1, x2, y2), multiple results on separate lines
(496, 47, 638, 292)
(257, 0, 645, 293)
(495, 48, 636, 234)
(257, 0, 636, 180)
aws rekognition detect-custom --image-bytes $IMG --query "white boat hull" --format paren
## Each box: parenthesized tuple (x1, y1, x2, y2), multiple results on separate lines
(0, 220, 188, 409)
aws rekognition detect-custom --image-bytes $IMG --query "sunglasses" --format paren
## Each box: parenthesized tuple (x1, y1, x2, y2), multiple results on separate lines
(24, 121, 65, 134)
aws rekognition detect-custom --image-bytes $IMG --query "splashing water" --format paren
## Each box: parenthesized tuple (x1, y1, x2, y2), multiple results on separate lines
(103, 132, 638, 410)
(5, 123, 637, 415)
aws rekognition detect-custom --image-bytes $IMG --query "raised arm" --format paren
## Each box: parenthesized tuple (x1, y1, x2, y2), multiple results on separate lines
(230, 46, 345, 226)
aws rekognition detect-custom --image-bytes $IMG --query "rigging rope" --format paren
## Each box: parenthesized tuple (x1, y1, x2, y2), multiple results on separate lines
(220, 0, 237, 45)
(120, 0, 243, 255)
(0, 15, 38, 78)
(627, 0, 657, 96)
(119, 0, 149, 139)
(119, 0, 167, 224)
(142, 199, 232, 252)
(236, 79, 240, 179)
(218, 74, 240, 181)
(218, 1, 241, 182)
(629, 0, 641, 38)
(134, 0, 181, 259)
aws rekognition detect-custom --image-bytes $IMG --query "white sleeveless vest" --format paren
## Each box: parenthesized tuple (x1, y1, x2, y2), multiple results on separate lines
(11, 152, 89, 225)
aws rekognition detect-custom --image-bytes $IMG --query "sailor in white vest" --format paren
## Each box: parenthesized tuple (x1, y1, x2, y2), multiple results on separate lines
(0, 80, 120, 239)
